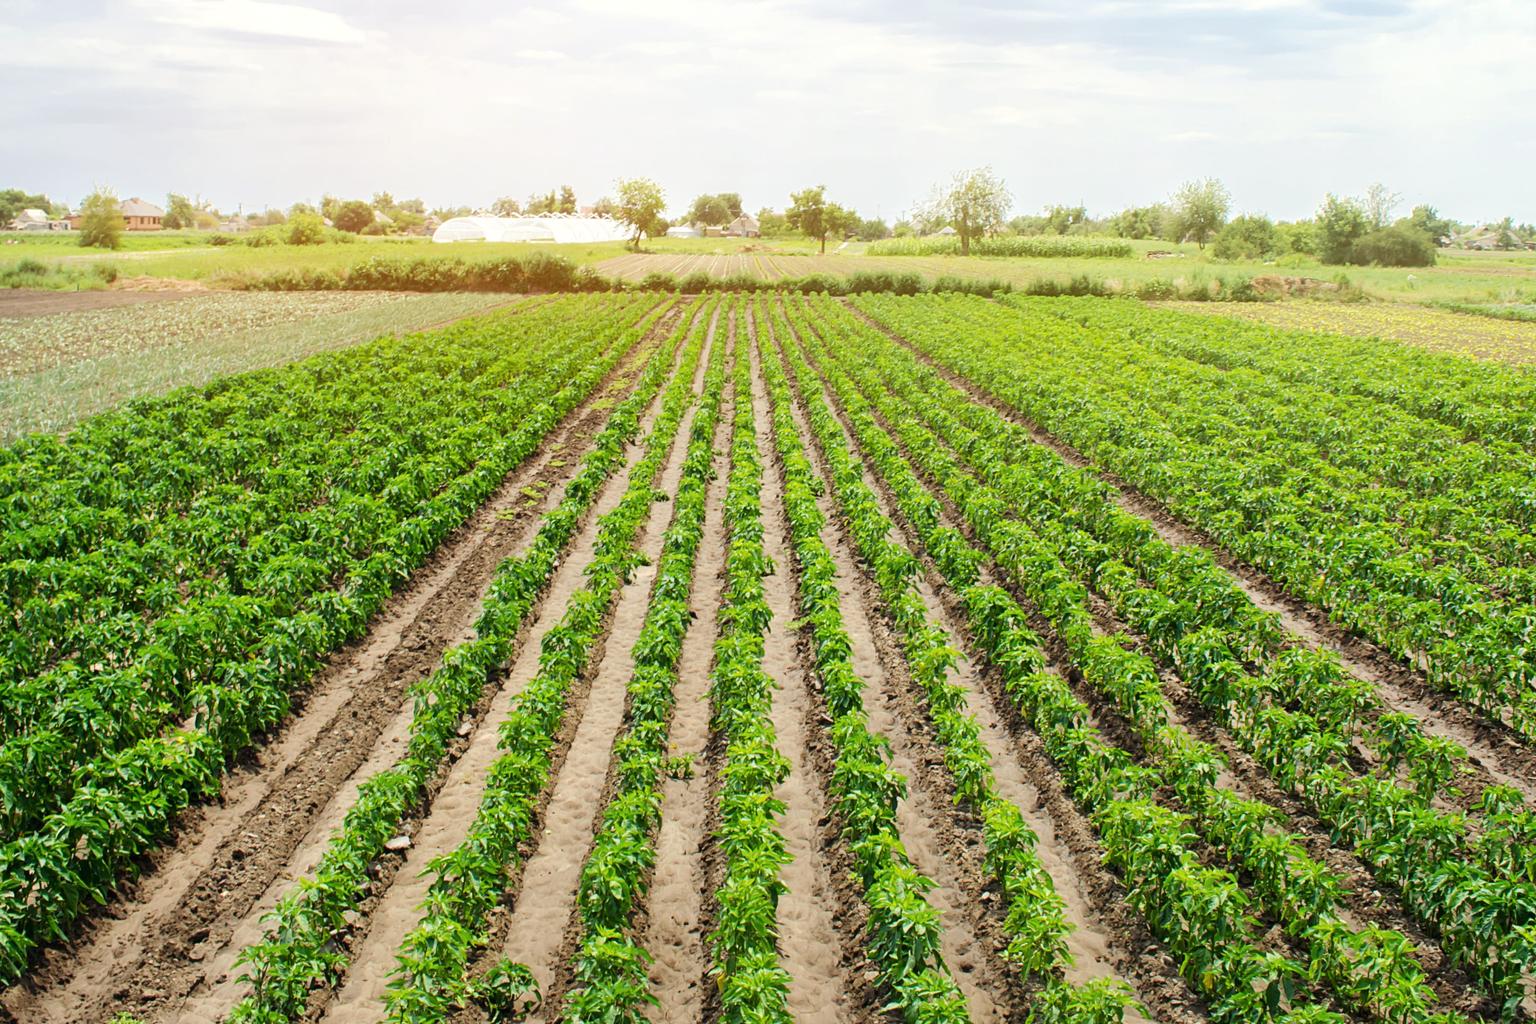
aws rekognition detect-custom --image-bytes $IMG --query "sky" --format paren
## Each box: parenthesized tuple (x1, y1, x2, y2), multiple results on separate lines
(3, 0, 1533, 224)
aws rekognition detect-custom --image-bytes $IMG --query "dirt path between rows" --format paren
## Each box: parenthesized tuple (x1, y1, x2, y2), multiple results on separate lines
(760, 316, 1012, 1024)
(641, 322, 736, 1024)
(847, 300, 1536, 807)
(786, 324, 1158, 1017)
(0, 320, 668, 1024)
(314, 318, 700, 1024)
(744, 314, 871, 1024)
(494, 311, 720, 1024)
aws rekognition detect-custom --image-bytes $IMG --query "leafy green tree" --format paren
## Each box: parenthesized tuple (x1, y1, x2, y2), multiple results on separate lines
(788, 185, 833, 253)
(690, 195, 732, 226)
(371, 191, 395, 213)
(286, 211, 326, 245)
(78, 188, 124, 249)
(333, 200, 374, 234)
(1400, 205, 1450, 243)
(491, 196, 522, 217)
(1494, 216, 1521, 250)
(855, 216, 889, 241)
(320, 194, 342, 222)
(615, 177, 665, 250)
(1362, 182, 1401, 230)
(525, 190, 557, 215)
(0, 188, 50, 226)
(289, 201, 318, 218)
(558, 185, 577, 214)
(1315, 193, 1368, 264)
(1276, 220, 1317, 255)
(1043, 203, 1086, 236)
(892, 219, 916, 237)
(922, 167, 1012, 255)
(162, 193, 201, 229)
(1107, 205, 1167, 240)
(589, 195, 617, 218)
(1171, 178, 1231, 249)
(1349, 226, 1436, 267)
(756, 207, 789, 237)
(1212, 214, 1279, 260)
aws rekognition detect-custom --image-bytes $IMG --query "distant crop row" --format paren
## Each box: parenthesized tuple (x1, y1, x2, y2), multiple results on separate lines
(866, 237, 1133, 259)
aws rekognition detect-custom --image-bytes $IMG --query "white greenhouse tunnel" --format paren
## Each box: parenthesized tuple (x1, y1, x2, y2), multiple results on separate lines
(431, 215, 630, 244)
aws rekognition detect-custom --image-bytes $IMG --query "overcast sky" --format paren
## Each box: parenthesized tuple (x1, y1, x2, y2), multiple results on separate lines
(3, 0, 1532, 223)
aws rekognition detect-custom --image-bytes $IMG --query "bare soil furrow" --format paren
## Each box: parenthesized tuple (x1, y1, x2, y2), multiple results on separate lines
(315, 323, 697, 1024)
(0, 329, 661, 1024)
(849, 301, 1536, 808)
(494, 315, 719, 1024)
(791, 335, 1158, 1016)
(764, 324, 1011, 1024)
(745, 323, 870, 1024)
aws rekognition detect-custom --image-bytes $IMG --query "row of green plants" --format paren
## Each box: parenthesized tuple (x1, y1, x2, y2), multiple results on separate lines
(0, 298, 665, 984)
(824, 296, 1534, 1015)
(555, 302, 730, 1022)
(866, 236, 1133, 259)
(858, 294, 1536, 749)
(704, 309, 795, 1023)
(775, 300, 1338, 1024)
(224, 301, 696, 1021)
(1012, 298, 1536, 571)
(763, 304, 1095, 990)
(786, 298, 1448, 1023)
(1065, 298, 1536, 447)
(378, 300, 717, 1022)
(0, 297, 656, 840)
(755, 295, 976, 1024)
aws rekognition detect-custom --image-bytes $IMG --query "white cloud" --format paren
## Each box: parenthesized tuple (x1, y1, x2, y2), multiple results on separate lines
(144, 0, 368, 44)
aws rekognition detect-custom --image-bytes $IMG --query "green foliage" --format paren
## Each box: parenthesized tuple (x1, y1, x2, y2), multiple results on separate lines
(1315, 193, 1368, 264)
(1349, 226, 1436, 268)
(161, 193, 201, 230)
(1402, 204, 1451, 242)
(1276, 220, 1317, 255)
(78, 188, 124, 250)
(0, 188, 50, 226)
(1106, 205, 1167, 240)
(285, 211, 326, 245)
(788, 185, 848, 253)
(1213, 214, 1280, 261)
(688, 192, 742, 226)
(1171, 178, 1231, 249)
(332, 200, 374, 234)
(920, 166, 1012, 256)
(614, 177, 666, 250)
(867, 236, 1131, 259)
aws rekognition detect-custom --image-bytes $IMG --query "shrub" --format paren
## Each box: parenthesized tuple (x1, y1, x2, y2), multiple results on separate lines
(867, 235, 1131, 259)
(333, 200, 374, 234)
(77, 189, 124, 250)
(208, 233, 236, 246)
(678, 271, 713, 294)
(1212, 215, 1279, 261)
(91, 262, 119, 283)
(1348, 226, 1436, 268)
(638, 272, 679, 292)
(285, 212, 326, 246)
(1135, 278, 1178, 300)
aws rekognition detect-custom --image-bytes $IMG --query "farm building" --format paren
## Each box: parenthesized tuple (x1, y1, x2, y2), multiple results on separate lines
(432, 214, 629, 244)
(666, 224, 702, 238)
(120, 197, 165, 230)
(9, 209, 50, 230)
(725, 213, 760, 237)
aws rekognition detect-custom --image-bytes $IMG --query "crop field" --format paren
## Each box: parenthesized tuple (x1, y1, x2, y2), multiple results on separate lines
(1155, 300, 1536, 364)
(4, 290, 1536, 1024)
(0, 291, 514, 438)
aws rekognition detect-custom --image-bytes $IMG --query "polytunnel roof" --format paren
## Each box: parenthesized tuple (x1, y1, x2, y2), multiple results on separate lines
(432, 214, 630, 244)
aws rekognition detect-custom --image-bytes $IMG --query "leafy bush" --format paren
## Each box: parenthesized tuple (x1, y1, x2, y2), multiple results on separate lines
(1348, 226, 1436, 268)
(1212, 215, 1279, 261)
(285, 212, 326, 246)
(208, 233, 236, 246)
(867, 235, 1131, 258)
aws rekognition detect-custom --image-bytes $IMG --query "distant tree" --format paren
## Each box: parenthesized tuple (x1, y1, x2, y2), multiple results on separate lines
(1107, 205, 1167, 240)
(162, 193, 201, 230)
(194, 210, 220, 230)
(558, 185, 577, 214)
(1006, 213, 1050, 235)
(1400, 204, 1450, 243)
(0, 188, 50, 226)
(320, 194, 342, 222)
(259, 207, 287, 226)
(1212, 214, 1279, 261)
(920, 167, 1012, 256)
(788, 185, 837, 253)
(1276, 220, 1317, 255)
(1171, 178, 1231, 249)
(431, 205, 474, 221)
(892, 219, 916, 237)
(286, 211, 326, 245)
(78, 187, 124, 249)
(1362, 182, 1401, 230)
(825, 203, 859, 244)
(333, 200, 374, 234)
(1043, 204, 1086, 236)
(396, 197, 425, 215)
(756, 207, 789, 237)
(491, 196, 523, 217)
(615, 177, 666, 250)
(289, 201, 318, 218)
(525, 190, 557, 215)
(1350, 226, 1436, 267)
(589, 195, 618, 218)
(690, 195, 732, 226)
(371, 191, 395, 213)
(1494, 216, 1521, 250)
(1315, 193, 1369, 264)
(855, 216, 890, 241)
